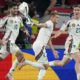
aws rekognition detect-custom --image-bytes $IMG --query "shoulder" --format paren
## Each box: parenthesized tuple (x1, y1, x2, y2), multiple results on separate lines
(65, 19, 74, 26)
(45, 20, 53, 26)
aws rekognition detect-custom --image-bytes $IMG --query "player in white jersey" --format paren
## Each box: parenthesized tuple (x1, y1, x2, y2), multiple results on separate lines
(49, 5, 80, 80)
(18, 11, 59, 80)
(0, 3, 30, 80)
(6, 2, 35, 80)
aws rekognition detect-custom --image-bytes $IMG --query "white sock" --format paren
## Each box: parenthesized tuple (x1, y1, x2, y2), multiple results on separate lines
(25, 60, 45, 69)
(9, 59, 19, 74)
(49, 61, 56, 66)
(77, 73, 80, 80)
(38, 69, 46, 80)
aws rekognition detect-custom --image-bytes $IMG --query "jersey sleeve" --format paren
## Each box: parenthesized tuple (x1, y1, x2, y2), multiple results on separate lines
(0, 16, 8, 28)
(45, 20, 53, 28)
(60, 20, 71, 31)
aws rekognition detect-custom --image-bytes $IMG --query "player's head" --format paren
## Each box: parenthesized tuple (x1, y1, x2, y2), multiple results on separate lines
(50, 11, 59, 23)
(73, 5, 80, 19)
(9, 3, 19, 16)
(19, 2, 29, 17)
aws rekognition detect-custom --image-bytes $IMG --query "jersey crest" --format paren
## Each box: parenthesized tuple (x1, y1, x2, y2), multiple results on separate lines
(72, 23, 75, 27)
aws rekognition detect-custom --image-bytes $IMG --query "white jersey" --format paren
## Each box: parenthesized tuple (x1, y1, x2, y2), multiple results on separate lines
(60, 19, 80, 54)
(0, 15, 22, 43)
(60, 19, 80, 38)
(35, 20, 54, 46)
(60, 19, 75, 36)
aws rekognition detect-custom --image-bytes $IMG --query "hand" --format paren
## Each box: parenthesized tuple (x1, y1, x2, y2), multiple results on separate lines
(53, 50, 59, 59)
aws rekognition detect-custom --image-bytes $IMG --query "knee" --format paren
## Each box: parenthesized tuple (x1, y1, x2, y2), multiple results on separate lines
(43, 64, 49, 69)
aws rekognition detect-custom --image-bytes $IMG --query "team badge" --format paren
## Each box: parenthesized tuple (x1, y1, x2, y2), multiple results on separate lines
(72, 23, 75, 27)
(10, 20, 13, 23)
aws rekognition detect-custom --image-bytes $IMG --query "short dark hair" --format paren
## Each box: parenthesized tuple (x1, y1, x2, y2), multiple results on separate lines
(73, 5, 80, 8)
(8, 2, 18, 9)
(50, 11, 59, 16)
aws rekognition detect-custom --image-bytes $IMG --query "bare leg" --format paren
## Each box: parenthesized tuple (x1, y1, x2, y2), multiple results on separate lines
(7, 50, 25, 80)
(38, 69, 47, 80)
(72, 53, 80, 80)
(49, 55, 70, 67)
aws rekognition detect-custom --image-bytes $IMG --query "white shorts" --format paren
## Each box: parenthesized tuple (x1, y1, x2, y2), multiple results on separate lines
(0, 41, 19, 59)
(37, 48, 48, 64)
(70, 36, 80, 54)
(32, 41, 44, 56)
(32, 41, 48, 64)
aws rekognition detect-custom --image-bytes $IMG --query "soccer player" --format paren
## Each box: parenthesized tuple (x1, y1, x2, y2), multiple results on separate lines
(6, 2, 34, 80)
(0, 3, 29, 80)
(49, 5, 80, 80)
(19, 11, 59, 80)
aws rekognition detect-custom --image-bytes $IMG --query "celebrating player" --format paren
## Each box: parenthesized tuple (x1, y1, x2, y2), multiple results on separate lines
(0, 3, 30, 80)
(49, 5, 80, 80)
(18, 11, 59, 80)
(6, 2, 35, 80)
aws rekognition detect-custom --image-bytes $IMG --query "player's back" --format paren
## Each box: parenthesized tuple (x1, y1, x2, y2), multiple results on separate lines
(35, 20, 54, 46)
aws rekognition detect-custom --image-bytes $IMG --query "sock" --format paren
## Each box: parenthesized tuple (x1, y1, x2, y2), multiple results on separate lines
(77, 73, 80, 80)
(9, 59, 19, 74)
(49, 61, 56, 66)
(25, 60, 45, 69)
(38, 69, 46, 80)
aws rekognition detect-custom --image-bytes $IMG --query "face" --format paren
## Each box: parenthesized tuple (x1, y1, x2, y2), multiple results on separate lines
(51, 15, 59, 23)
(10, 6, 19, 15)
(73, 7, 80, 19)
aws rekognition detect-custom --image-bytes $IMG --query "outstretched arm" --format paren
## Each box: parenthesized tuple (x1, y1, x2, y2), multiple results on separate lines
(52, 23, 69, 38)
(33, 23, 47, 28)
(52, 30, 68, 38)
